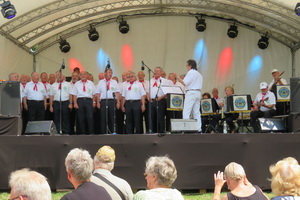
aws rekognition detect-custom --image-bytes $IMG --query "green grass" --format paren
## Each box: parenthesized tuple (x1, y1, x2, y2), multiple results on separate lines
(0, 192, 275, 200)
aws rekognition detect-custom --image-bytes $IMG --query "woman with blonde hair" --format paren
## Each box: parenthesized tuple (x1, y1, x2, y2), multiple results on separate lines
(213, 162, 269, 200)
(269, 157, 300, 200)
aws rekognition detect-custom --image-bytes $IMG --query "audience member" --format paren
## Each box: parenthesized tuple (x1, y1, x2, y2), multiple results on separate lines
(269, 157, 300, 200)
(213, 162, 268, 200)
(9, 168, 51, 200)
(61, 148, 111, 200)
(133, 156, 184, 200)
(91, 145, 134, 200)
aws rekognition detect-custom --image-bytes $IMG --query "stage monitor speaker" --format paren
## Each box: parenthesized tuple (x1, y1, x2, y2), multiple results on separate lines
(25, 121, 57, 135)
(289, 112, 300, 133)
(171, 119, 198, 133)
(258, 118, 285, 132)
(0, 81, 21, 117)
(290, 77, 300, 113)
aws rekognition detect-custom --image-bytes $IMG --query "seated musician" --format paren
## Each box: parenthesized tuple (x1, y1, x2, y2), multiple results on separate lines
(201, 93, 211, 133)
(219, 86, 239, 133)
(250, 82, 277, 133)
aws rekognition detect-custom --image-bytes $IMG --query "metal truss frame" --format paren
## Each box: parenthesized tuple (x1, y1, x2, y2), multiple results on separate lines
(0, 0, 300, 54)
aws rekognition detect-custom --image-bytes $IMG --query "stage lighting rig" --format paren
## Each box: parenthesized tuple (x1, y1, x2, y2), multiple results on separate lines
(88, 25, 99, 41)
(196, 16, 206, 32)
(1, 0, 16, 19)
(59, 38, 71, 53)
(227, 24, 238, 38)
(295, 3, 300, 16)
(258, 33, 269, 50)
(118, 16, 129, 34)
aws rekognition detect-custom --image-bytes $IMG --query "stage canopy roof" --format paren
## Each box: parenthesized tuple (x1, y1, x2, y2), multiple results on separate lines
(1, 0, 300, 54)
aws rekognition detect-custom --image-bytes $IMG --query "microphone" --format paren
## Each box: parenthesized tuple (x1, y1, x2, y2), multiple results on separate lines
(141, 61, 145, 71)
(106, 59, 110, 69)
(61, 59, 65, 70)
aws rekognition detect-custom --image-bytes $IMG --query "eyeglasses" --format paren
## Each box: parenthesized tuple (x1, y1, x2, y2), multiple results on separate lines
(128, 76, 134, 78)
(143, 173, 148, 177)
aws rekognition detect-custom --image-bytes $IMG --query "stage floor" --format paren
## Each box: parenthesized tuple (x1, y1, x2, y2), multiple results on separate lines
(0, 133, 300, 190)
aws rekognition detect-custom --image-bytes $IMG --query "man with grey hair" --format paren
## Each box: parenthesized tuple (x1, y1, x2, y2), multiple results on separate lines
(9, 168, 51, 200)
(91, 145, 133, 200)
(61, 148, 111, 200)
(8, 72, 19, 81)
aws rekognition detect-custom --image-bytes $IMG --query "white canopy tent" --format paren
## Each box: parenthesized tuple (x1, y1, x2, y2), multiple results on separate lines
(0, 0, 300, 97)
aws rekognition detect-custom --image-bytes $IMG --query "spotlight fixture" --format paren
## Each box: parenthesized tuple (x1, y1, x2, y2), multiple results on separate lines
(88, 25, 99, 41)
(227, 24, 238, 38)
(258, 33, 269, 49)
(59, 38, 71, 53)
(118, 16, 129, 34)
(1, 0, 17, 19)
(295, 3, 300, 16)
(196, 17, 206, 32)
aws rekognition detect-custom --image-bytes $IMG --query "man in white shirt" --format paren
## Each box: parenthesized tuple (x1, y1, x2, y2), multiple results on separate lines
(177, 59, 203, 133)
(49, 73, 72, 134)
(268, 69, 288, 116)
(250, 82, 277, 133)
(137, 71, 150, 132)
(149, 67, 173, 133)
(71, 71, 96, 135)
(23, 72, 47, 122)
(95, 68, 121, 134)
(41, 72, 52, 120)
(268, 69, 287, 92)
(91, 145, 134, 200)
(69, 71, 79, 135)
(121, 72, 146, 134)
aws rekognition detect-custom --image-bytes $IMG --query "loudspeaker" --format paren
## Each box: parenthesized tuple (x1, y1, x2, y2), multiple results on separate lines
(258, 118, 285, 132)
(25, 121, 57, 135)
(289, 112, 300, 133)
(290, 77, 300, 113)
(171, 119, 198, 133)
(0, 81, 21, 117)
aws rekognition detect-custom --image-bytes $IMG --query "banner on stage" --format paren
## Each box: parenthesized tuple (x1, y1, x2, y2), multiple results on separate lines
(201, 98, 218, 114)
(167, 93, 184, 111)
(225, 95, 252, 113)
(276, 85, 290, 102)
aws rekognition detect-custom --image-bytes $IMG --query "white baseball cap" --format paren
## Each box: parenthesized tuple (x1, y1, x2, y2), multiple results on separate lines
(260, 82, 268, 89)
(271, 69, 279, 73)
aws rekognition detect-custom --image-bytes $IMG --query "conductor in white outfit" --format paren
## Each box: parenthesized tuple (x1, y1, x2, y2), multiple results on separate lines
(177, 59, 203, 133)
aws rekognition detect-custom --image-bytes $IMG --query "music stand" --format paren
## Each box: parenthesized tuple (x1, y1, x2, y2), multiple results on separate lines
(201, 98, 219, 133)
(225, 95, 252, 133)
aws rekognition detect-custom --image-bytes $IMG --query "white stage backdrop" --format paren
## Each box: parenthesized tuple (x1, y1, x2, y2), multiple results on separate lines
(0, 36, 32, 79)
(3, 16, 296, 98)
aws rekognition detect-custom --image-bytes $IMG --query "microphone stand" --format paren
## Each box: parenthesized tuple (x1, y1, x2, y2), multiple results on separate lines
(112, 92, 116, 134)
(155, 80, 162, 133)
(58, 61, 65, 134)
(105, 60, 111, 134)
(142, 61, 154, 133)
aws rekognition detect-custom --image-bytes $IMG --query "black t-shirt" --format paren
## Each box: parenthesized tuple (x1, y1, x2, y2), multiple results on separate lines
(61, 181, 112, 200)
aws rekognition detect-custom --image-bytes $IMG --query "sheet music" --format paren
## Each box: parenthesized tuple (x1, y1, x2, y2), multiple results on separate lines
(161, 85, 183, 94)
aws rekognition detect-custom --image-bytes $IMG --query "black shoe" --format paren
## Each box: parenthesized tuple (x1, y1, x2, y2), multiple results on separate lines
(197, 131, 202, 134)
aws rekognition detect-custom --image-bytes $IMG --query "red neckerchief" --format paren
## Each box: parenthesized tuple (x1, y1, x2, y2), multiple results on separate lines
(140, 80, 145, 89)
(262, 92, 267, 101)
(58, 81, 63, 90)
(33, 81, 38, 91)
(106, 79, 111, 90)
(21, 83, 26, 88)
(128, 81, 135, 90)
(42, 81, 47, 90)
(152, 77, 159, 87)
(82, 80, 87, 92)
